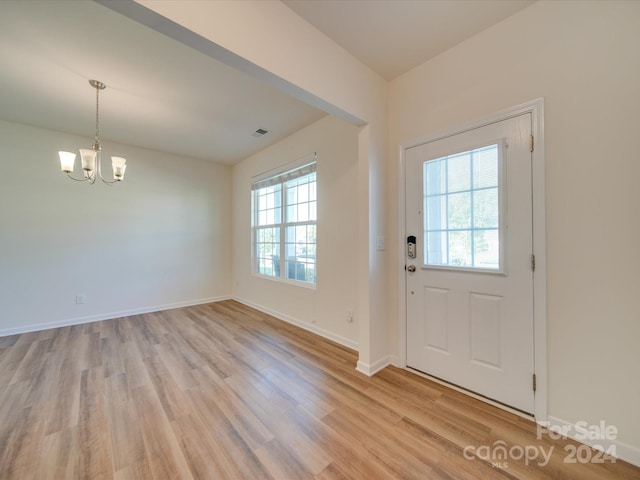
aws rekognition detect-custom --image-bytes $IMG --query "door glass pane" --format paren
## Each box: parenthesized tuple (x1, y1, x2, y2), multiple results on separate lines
(425, 159, 446, 196)
(425, 194, 446, 231)
(473, 188, 498, 228)
(448, 230, 472, 267)
(426, 231, 447, 266)
(474, 229, 499, 269)
(473, 146, 499, 189)
(447, 152, 471, 193)
(448, 192, 471, 229)
(423, 144, 501, 270)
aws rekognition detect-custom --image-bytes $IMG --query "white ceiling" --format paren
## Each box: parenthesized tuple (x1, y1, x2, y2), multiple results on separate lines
(283, 0, 535, 80)
(0, 0, 325, 164)
(0, 0, 535, 165)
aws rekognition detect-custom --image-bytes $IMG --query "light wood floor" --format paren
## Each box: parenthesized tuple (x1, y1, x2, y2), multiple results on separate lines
(0, 300, 637, 479)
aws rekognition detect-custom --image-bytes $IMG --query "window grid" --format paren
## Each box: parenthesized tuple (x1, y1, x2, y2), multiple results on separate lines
(253, 168, 317, 285)
(424, 145, 500, 270)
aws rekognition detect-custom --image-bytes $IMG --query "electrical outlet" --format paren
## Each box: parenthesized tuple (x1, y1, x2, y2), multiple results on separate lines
(346, 309, 353, 323)
(76, 294, 86, 304)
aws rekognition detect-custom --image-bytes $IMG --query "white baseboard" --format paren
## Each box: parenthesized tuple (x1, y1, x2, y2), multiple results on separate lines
(0, 295, 232, 338)
(544, 416, 640, 468)
(356, 355, 392, 377)
(232, 296, 359, 351)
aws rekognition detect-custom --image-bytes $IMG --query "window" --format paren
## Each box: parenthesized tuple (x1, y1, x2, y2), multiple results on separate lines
(252, 155, 317, 285)
(423, 143, 503, 270)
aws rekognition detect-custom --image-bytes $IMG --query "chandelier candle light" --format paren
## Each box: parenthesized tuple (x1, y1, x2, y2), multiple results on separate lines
(59, 79, 127, 184)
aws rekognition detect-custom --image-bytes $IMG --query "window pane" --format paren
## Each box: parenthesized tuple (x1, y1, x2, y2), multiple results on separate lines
(474, 188, 498, 228)
(297, 203, 308, 222)
(256, 227, 280, 276)
(425, 194, 446, 231)
(256, 185, 281, 227)
(298, 183, 309, 202)
(474, 229, 499, 269)
(425, 159, 446, 196)
(425, 231, 447, 266)
(309, 201, 317, 221)
(286, 205, 295, 223)
(285, 224, 316, 283)
(473, 145, 498, 189)
(448, 230, 472, 267)
(422, 144, 501, 270)
(286, 186, 297, 206)
(447, 152, 471, 193)
(448, 192, 471, 229)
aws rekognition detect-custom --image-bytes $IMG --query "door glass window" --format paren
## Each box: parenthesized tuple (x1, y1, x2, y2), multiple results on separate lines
(423, 144, 502, 270)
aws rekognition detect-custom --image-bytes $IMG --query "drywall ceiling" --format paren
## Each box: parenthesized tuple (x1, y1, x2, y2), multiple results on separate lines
(283, 0, 535, 80)
(0, 0, 536, 164)
(0, 0, 326, 164)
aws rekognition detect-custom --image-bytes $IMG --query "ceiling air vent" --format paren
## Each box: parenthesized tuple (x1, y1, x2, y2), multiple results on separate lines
(251, 128, 269, 138)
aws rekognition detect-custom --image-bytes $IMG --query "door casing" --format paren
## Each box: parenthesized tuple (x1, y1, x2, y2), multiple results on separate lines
(396, 98, 547, 423)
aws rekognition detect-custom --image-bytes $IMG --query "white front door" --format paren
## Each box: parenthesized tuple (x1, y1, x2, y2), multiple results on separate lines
(405, 113, 534, 413)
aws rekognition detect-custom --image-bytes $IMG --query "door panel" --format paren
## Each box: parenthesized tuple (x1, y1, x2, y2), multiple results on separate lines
(405, 114, 534, 413)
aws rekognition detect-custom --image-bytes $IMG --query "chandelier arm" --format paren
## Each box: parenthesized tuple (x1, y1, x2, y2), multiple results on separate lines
(99, 174, 117, 186)
(66, 172, 89, 182)
(96, 155, 116, 185)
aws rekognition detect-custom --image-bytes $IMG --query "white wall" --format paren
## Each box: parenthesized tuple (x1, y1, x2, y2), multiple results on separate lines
(120, 0, 389, 373)
(0, 120, 231, 334)
(389, 0, 640, 459)
(232, 115, 360, 348)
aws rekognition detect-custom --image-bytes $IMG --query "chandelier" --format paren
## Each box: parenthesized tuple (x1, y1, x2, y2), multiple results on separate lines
(58, 79, 127, 184)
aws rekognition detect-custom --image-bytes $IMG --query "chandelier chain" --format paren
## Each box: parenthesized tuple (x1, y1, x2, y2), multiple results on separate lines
(95, 84, 100, 145)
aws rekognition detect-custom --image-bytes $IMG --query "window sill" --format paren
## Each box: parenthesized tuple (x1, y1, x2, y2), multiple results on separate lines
(252, 273, 317, 290)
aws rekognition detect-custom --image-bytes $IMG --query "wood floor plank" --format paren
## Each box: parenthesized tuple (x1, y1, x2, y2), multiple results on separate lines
(129, 385, 193, 480)
(169, 413, 230, 479)
(185, 385, 273, 479)
(0, 299, 637, 479)
(34, 427, 79, 480)
(77, 366, 114, 480)
(322, 403, 438, 480)
(107, 394, 146, 473)
(0, 405, 46, 480)
(198, 379, 274, 451)
(254, 437, 315, 480)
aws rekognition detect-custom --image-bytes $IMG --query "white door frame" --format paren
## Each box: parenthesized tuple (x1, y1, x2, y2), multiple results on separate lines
(397, 98, 547, 424)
